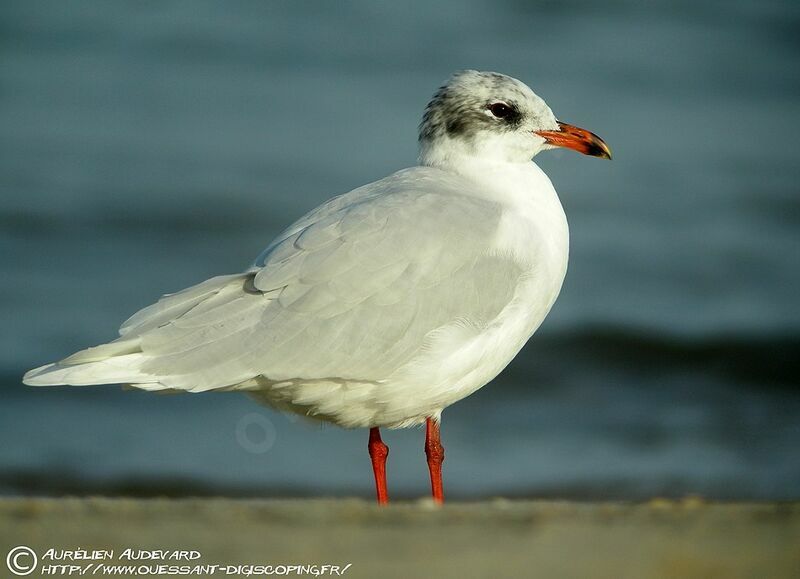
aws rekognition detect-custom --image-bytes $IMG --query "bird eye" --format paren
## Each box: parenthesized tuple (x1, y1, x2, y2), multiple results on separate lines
(488, 102, 513, 118)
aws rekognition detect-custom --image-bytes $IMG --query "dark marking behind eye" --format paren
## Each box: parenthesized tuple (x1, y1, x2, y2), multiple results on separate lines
(445, 118, 465, 136)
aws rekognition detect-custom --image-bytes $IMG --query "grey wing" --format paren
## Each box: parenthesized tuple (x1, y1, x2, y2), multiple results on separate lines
(25, 171, 523, 392)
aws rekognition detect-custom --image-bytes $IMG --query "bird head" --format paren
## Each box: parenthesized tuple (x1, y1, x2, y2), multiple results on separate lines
(419, 70, 611, 166)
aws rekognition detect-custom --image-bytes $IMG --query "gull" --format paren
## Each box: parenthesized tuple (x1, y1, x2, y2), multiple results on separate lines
(24, 71, 611, 504)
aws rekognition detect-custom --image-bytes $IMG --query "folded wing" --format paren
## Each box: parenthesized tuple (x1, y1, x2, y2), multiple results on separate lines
(24, 168, 522, 392)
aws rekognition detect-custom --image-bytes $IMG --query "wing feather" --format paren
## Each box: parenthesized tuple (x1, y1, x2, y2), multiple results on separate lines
(26, 168, 526, 394)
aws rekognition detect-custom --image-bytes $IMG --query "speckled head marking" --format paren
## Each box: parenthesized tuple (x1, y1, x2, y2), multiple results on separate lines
(418, 70, 561, 166)
(421, 72, 526, 141)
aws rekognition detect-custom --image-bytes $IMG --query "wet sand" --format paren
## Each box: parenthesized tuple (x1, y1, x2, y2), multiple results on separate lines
(1, 497, 798, 578)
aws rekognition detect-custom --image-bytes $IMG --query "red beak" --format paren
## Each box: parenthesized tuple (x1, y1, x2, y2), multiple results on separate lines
(536, 121, 612, 159)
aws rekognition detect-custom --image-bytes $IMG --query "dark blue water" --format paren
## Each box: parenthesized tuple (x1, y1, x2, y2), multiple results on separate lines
(2, 0, 799, 499)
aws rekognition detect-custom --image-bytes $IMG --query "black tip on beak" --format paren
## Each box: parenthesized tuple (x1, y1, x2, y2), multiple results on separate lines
(587, 140, 612, 160)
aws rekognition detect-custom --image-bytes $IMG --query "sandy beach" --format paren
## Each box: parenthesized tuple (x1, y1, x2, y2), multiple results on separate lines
(1, 497, 798, 578)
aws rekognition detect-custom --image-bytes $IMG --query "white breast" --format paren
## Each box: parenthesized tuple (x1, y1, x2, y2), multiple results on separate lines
(450, 162, 570, 388)
(375, 161, 570, 427)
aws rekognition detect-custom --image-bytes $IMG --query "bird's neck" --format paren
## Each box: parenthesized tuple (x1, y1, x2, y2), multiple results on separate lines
(420, 139, 554, 200)
(418, 134, 537, 169)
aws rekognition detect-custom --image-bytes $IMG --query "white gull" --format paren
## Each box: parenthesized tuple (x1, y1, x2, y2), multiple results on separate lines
(24, 70, 611, 503)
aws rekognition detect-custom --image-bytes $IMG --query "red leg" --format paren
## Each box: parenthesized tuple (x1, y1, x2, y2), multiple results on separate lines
(368, 427, 389, 505)
(425, 417, 445, 504)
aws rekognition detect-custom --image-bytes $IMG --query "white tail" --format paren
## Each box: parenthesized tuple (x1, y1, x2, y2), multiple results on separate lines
(23, 273, 251, 389)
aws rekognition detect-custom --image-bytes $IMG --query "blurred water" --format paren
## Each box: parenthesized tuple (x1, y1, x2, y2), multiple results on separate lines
(1, 0, 799, 499)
